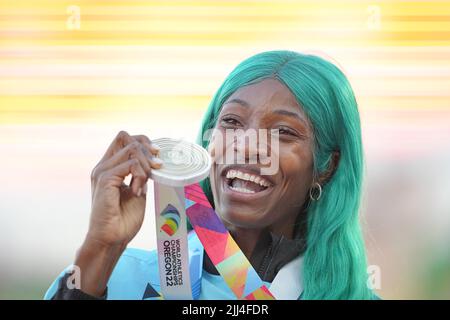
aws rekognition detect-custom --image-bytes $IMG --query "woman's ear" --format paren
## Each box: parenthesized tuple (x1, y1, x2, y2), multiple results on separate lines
(317, 151, 340, 186)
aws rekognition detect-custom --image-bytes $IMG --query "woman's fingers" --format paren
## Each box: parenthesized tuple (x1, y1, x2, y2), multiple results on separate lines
(99, 158, 148, 196)
(131, 135, 161, 156)
(129, 163, 147, 196)
(130, 135, 163, 169)
(92, 132, 164, 196)
(93, 132, 164, 184)
(130, 178, 147, 197)
(96, 141, 152, 177)
(100, 131, 159, 161)
(100, 131, 132, 162)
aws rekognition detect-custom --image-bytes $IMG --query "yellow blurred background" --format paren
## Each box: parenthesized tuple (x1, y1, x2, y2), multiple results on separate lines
(0, 0, 449, 299)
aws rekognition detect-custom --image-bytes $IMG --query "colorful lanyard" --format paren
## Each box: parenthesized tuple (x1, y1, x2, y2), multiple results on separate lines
(151, 138, 274, 300)
(185, 183, 274, 300)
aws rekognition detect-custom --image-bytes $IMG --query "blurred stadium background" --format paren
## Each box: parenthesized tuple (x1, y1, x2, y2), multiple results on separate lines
(0, 0, 449, 299)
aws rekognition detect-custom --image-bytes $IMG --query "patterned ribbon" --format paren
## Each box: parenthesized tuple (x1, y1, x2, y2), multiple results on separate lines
(184, 183, 275, 300)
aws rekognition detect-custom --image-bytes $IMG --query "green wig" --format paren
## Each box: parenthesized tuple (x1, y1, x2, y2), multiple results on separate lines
(196, 50, 373, 299)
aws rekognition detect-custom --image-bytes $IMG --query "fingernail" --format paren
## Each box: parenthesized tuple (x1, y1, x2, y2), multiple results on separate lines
(151, 143, 161, 151)
(152, 157, 163, 165)
(137, 188, 142, 197)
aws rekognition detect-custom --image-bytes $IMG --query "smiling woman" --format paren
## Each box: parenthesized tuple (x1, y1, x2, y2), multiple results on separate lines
(44, 50, 376, 300)
(199, 50, 371, 299)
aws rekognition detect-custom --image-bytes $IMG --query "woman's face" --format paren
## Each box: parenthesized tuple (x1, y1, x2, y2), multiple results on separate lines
(209, 78, 315, 232)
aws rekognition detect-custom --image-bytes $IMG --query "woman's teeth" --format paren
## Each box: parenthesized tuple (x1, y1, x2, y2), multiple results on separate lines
(225, 169, 272, 194)
(230, 186, 255, 194)
(226, 170, 272, 187)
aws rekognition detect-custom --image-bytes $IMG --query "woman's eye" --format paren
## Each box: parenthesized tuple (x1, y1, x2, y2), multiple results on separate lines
(277, 127, 296, 136)
(220, 117, 241, 127)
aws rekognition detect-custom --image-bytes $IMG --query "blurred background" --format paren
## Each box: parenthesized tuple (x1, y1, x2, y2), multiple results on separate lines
(0, 0, 449, 299)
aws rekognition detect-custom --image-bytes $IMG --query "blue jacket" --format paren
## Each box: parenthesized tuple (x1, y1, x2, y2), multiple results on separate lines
(44, 231, 275, 300)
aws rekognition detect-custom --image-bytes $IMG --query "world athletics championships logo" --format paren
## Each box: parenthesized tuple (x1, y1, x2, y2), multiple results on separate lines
(160, 204, 180, 236)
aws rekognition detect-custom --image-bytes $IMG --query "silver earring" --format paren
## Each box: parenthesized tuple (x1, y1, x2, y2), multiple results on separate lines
(309, 182, 322, 201)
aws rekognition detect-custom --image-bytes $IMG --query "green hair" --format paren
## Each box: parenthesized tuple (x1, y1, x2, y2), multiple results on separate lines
(196, 50, 373, 299)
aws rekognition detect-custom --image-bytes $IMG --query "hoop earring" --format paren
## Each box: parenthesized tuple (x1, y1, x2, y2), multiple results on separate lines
(309, 182, 322, 201)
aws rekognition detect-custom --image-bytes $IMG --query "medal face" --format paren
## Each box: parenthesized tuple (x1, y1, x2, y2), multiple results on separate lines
(150, 138, 211, 187)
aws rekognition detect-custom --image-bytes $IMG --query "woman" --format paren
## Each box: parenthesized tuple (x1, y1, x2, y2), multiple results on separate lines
(45, 50, 376, 300)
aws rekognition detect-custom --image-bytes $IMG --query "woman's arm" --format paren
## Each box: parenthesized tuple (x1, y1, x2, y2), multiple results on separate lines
(72, 238, 126, 297)
(58, 131, 162, 298)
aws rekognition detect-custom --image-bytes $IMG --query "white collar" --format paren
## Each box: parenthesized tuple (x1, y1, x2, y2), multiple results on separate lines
(269, 255, 304, 300)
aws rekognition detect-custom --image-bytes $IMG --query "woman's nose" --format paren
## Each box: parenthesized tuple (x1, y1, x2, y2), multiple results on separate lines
(233, 129, 265, 164)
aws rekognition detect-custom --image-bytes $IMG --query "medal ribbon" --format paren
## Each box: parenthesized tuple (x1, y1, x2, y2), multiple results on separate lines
(152, 138, 274, 300)
(184, 183, 274, 300)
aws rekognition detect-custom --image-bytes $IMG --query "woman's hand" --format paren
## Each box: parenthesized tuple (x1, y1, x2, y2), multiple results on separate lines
(86, 131, 162, 247)
(74, 131, 162, 297)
